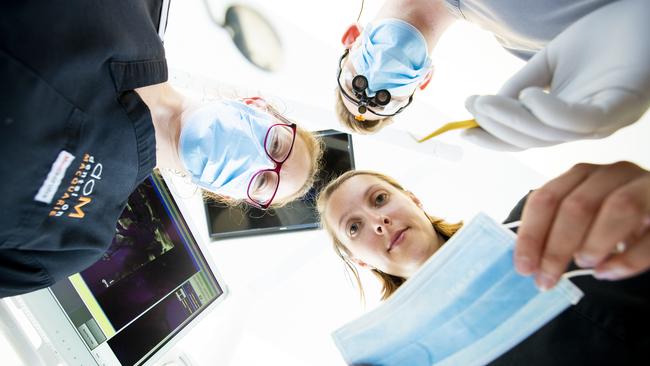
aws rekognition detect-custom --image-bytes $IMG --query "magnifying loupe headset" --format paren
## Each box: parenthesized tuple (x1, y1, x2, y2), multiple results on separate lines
(350, 75, 392, 114)
(337, 48, 415, 119)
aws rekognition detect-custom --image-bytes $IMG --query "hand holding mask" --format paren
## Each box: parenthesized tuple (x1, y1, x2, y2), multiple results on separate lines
(333, 213, 583, 366)
(515, 161, 650, 290)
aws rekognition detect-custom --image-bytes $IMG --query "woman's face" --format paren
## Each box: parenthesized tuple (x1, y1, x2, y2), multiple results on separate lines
(178, 100, 311, 206)
(324, 174, 441, 278)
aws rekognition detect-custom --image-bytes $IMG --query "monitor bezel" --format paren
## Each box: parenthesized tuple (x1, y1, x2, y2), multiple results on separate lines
(14, 172, 229, 366)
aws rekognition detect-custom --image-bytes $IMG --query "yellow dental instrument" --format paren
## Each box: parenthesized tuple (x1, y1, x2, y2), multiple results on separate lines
(416, 119, 479, 143)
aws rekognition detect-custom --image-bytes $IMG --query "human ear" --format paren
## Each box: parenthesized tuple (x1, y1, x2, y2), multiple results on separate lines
(352, 258, 375, 270)
(341, 24, 362, 49)
(405, 191, 423, 208)
(242, 96, 267, 108)
(419, 67, 434, 90)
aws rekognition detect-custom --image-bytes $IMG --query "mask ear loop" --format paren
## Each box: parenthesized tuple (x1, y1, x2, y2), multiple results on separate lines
(502, 220, 596, 279)
(562, 269, 595, 279)
(356, 0, 364, 23)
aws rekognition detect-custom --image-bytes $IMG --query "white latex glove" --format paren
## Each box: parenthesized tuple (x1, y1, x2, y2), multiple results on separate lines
(463, 0, 650, 151)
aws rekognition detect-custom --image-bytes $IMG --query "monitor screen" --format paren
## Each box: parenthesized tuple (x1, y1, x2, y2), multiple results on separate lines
(48, 172, 225, 366)
(204, 129, 355, 239)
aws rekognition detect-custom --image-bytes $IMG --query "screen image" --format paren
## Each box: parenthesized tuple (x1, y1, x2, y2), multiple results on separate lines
(204, 129, 355, 239)
(49, 172, 224, 366)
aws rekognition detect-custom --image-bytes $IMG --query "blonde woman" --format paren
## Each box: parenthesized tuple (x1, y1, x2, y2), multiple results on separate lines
(318, 165, 650, 364)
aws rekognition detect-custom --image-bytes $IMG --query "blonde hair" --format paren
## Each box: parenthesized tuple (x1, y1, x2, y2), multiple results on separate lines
(334, 90, 394, 135)
(203, 125, 324, 208)
(317, 170, 462, 302)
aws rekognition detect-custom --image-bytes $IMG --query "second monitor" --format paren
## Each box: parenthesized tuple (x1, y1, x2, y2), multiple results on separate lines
(205, 129, 355, 239)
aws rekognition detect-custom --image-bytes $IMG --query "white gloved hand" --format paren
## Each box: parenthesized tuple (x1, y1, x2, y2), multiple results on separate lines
(463, 0, 650, 151)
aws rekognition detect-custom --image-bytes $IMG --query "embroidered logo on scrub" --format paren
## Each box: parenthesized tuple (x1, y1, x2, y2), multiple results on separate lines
(48, 153, 103, 219)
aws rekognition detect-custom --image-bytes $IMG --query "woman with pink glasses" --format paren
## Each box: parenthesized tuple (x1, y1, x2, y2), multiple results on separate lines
(137, 85, 323, 209)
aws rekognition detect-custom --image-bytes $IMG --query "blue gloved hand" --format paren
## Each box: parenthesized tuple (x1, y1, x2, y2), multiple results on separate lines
(463, 0, 650, 151)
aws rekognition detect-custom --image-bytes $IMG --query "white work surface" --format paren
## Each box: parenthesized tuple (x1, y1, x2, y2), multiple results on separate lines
(2, 0, 649, 365)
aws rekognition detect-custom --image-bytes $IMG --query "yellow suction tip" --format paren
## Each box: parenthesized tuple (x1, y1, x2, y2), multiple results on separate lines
(417, 119, 479, 143)
(354, 115, 366, 122)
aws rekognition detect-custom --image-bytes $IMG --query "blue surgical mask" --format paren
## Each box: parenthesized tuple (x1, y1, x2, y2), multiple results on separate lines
(332, 213, 584, 366)
(352, 19, 432, 97)
(178, 100, 274, 198)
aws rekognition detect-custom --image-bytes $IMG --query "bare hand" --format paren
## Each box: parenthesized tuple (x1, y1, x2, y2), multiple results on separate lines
(515, 161, 650, 289)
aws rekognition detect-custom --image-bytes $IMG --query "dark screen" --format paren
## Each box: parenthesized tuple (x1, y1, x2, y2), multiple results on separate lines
(51, 173, 224, 366)
(205, 130, 355, 239)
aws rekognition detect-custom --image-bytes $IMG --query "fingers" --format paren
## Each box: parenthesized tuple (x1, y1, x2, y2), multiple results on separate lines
(465, 96, 552, 149)
(515, 163, 598, 279)
(514, 191, 559, 275)
(535, 163, 647, 289)
(497, 48, 552, 98)
(594, 229, 650, 281)
(518, 87, 607, 134)
(517, 162, 650, 290)
(467, 94, 589, 147)
(583, 88, 647, 132)
(579, 170, 650, 267)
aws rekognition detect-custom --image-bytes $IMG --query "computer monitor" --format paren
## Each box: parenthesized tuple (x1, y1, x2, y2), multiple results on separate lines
(11, 172, 227, 366)
(204, 129, 355, 239)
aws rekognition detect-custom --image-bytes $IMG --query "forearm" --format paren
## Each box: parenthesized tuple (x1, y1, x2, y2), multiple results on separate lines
(375, 0, 456, 49)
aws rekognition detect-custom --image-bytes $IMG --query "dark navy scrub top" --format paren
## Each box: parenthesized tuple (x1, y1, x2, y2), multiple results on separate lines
(0, 1, 170, 297)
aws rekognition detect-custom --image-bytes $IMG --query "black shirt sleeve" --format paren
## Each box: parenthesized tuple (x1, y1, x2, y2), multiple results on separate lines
(0, 1, 165, 297)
